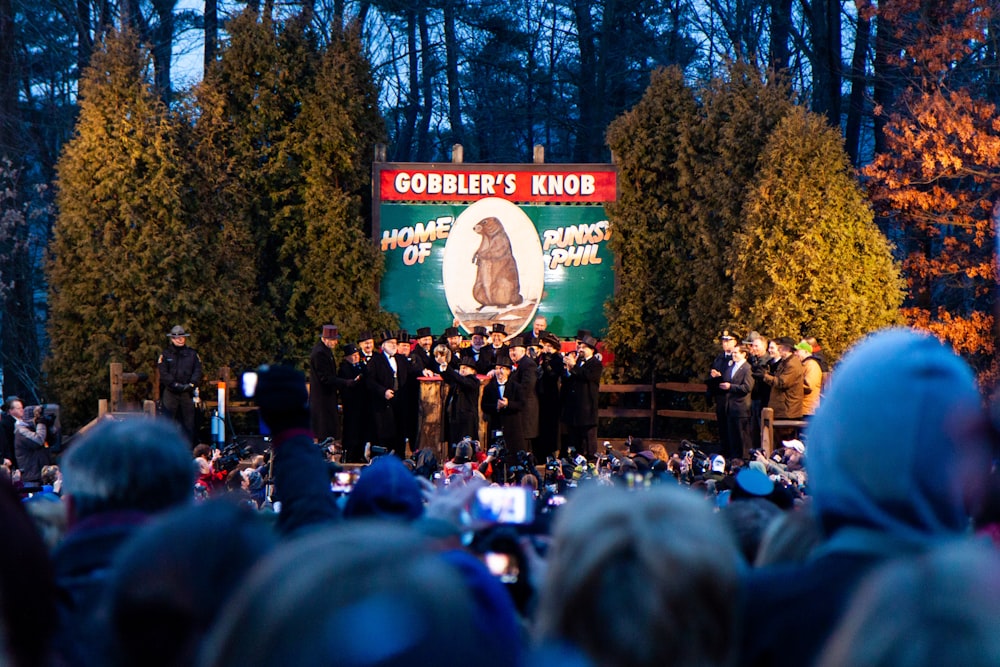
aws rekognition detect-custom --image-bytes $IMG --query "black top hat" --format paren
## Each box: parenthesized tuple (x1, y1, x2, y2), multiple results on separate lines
(494, 355, 514, 369)
(575, 329, 593, 341)
(379, 330, 398, 344)
(472, 325, 489, 337)
(579, 335, 599, 350)
(508, 336, 526, 348)
(357, 331, 374, 343)
(491, 323, 507, 335)
(321, 324, 340, 340)
(443, 327, 461, 338)
(397, 330, 410, 342)
(416, 327, 433, 338)
(458, 356, 478, 369)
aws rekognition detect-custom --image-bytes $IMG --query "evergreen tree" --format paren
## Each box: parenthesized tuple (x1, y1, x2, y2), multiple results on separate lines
(47, 30, 201, 426)
(606, 65, 902, 382)
(196, 9, 319, 362)
(287, 25, 395, 355)
(678, 63, 796, 368)
(731, 108, 904, 358)
(605, 67, 699, 378)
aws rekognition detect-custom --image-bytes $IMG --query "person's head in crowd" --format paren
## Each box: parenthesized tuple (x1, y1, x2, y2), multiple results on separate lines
(444, 326, 462, 351)
(416, 327, 434, 352)
(397, 331, 411, 356)
(720, 497, 783, 565)
(719, 330, 737, 354)
(535, 484, 741, 667)
(793, 341, 813, 360)
(649, 443, 670, 463)
(197, 522, 503, 667)
(494, 356, 512, 383)
(451, 439, 473, 464)
(41, 464, 61, 491)
(532, 316, 547, 336)
(766, 339, 780, 360)
(490, 323, 506, 347)
(23, 490, 68, 550)
(817, 540, 1000, 667)
(61, 418, 194, 524)
(521, 473, 538, 491)
(343, 456, 423, 522)
(775, 337, 796, 358)
(100, 500, 277, 667)
(458, 356, 477, 377)
(0, 476, 58, 667)
(508, 337, 526, 363)
(379, 331, 397, 357)
(807, 328, 993, 547)
(471, 325, 488, 350)
(357, 331, 375, 357)
(540, 332, 560, 354)
(754, 506, 824, 567)
(192, 444, 212, 461)
(747, 332, 767, 357)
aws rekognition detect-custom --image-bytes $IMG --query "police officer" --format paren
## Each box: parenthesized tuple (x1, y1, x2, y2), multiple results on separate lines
(159, 325, 203, 446)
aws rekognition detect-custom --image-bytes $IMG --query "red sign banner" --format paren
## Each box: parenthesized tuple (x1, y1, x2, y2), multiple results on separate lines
(378, 167, 617, 203)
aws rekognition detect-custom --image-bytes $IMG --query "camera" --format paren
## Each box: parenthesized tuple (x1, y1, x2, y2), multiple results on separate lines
(216, 441, 252, 474)
(33, 406, 56, 427)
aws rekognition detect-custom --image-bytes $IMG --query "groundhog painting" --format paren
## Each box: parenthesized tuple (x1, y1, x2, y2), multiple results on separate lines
(472, 216, 523, 309)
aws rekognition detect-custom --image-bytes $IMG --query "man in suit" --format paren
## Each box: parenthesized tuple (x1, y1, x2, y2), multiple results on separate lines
(719, 344, 754, 459)
(309, 324, 344, 442)
(481, 355, 525, 455)
(508, 336, 539, 455)
(411, 326, 436, 377)
(366, 331, 409, 458)
(707, 331, 737, 456)
(560, 334, 602, 456)
(536, 332, 563, 459)
(337, 344, 366, 463)
(469, 326, 493, 375)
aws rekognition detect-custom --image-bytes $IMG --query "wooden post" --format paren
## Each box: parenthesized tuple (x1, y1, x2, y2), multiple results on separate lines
(418, 378, 446, 462)
(110, 362, 123, 413)
(451, 143, 464, 163)
(533, 144, 545, 163)
(98, 398, 109, 419)
(761, 407, 774, 456)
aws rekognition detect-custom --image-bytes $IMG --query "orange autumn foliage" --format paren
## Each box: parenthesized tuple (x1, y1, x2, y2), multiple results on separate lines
(864, 0, 998, 388)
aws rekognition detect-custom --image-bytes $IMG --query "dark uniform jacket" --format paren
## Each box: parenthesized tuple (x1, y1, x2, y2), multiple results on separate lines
(366, 351, 409, 442)
(561, 355, 602, 427)
(510, 356, 539, 440)
(309, 340, 348, 440)
(481, 378, 525, 452)
(441, 369, 481, 443)
(723, 361, 754, 416)
(159, 344, 203, 393)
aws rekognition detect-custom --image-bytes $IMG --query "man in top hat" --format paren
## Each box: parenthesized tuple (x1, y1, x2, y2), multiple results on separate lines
(470, 325, 493, 375)
(366, 330, 409, 458)
(536, 331, 564, 459)
(395, 330, 419, 451)
(412, 327, 436, 377)
(357, 331, 376, 366)
(560, 333, 602, 456)
(338, 343, 366, 462)
(708, 331, 738, 456)
(158, 325, 203, 445)
(482, 323, 510, 371)
(439, 355, 482, 444)
(309, 325, 353, 443)
(508, 336, 539, 455)
(481, 354, 525, 455)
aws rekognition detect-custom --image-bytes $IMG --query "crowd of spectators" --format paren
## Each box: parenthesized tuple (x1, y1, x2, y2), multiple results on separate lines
(1, 326, 999, 667)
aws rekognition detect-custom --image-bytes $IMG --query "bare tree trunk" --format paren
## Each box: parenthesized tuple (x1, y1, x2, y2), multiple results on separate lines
(0, 0, 16, 158)
(395, 7, 419, 161)
(416, 7, 433, 160)
(872, 0, 895, 154)
(768, 0, 792, 71)
(844, 1, 869, 165)
(810, 0, 841, 127)
(75, 0, 94, 78)
(443, 0, 462, 146)
(204, 0, 218, 71)
(151, 0, 176, 104)
(572, 0, 598, 161)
